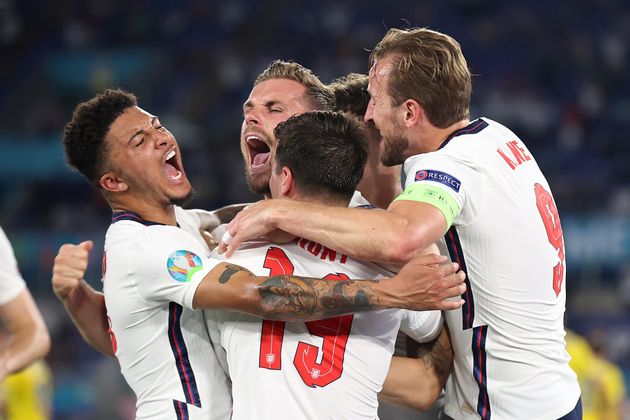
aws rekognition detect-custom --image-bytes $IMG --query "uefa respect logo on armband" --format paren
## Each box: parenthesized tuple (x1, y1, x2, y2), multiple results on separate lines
(166, 250, 203, 282)
(415, 169, 461, 192)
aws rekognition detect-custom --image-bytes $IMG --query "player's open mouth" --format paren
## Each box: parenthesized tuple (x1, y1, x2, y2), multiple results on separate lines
(163, 149, 183, 181)
(246, 135, 271, 170)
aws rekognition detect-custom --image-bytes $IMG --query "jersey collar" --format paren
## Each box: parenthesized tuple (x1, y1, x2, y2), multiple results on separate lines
(438, 118, 488, 150)
(111, 211, 166, 226)
(400, 118, 489, 190)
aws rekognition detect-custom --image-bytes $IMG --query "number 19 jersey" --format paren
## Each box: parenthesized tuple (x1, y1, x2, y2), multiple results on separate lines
(208, 238, 442, 420)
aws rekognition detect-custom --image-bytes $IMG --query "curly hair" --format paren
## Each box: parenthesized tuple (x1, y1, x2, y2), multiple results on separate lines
(255, 60, 334, 111)
(63, 89, 137, 185)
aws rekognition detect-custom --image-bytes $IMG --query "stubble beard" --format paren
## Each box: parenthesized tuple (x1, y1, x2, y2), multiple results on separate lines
(245, 168, 271, 196)
(381, 132, 409, 167)
(170, 187, 196, 207)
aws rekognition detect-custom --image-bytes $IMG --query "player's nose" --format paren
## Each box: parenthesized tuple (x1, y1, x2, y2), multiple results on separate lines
(364, 101, 375, 124)
(244, 108, 261, 127)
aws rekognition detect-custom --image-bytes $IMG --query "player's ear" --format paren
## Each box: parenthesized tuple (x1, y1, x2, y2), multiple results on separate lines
(402, 99, 425, 128)
(100, 172, 128, 193)
(280, 166, 293, 197)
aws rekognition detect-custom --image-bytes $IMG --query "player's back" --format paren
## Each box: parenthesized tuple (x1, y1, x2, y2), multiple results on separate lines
(103, 213, 231, 420)
(407, 118, 580, 419)
(209, 238, 440, 420)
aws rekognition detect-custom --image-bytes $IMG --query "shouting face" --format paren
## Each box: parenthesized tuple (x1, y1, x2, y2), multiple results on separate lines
(240, 78, 314, 195)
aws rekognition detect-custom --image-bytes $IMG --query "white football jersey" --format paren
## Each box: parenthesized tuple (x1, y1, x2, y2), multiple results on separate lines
(399, 118, 580, 419)
(103, 211, 232, 420)
(0, 227, 26, 305)
(208, 238, 442, 420)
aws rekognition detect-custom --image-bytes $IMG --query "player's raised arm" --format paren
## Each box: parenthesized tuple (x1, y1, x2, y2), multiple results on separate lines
(52, 241, 113, 357)
(379, 323, 453, 410)
(193, 253, 465, 321)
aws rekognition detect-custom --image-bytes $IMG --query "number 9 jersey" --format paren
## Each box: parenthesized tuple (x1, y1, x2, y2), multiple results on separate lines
(397, 118, 580, 420)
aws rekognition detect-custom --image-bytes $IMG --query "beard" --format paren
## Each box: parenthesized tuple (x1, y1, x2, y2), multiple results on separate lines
(170, 187, 196, 207)
(381, 130, 409, 167)
(245, 167, 271, 196)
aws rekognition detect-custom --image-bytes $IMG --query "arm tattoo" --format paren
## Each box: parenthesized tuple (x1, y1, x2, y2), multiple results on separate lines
(218, 264, 241, 284)
(256, 275, 380, 321)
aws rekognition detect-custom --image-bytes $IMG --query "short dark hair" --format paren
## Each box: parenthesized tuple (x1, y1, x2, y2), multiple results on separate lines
(273, 111, 367, 201)
(255, 60, 334, 111)
(330, 73, 370, 118)
(63, 89, 137, 185)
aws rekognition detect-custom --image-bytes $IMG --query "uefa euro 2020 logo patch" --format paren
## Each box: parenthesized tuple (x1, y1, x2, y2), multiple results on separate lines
(167, 250, 203, 282)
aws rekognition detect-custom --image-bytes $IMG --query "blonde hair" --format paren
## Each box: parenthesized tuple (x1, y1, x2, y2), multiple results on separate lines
(369, 28, 471, 128)
(255, 60, 334, 111)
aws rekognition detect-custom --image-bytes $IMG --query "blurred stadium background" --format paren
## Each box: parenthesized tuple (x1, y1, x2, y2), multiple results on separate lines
(0, 0, 628, 418)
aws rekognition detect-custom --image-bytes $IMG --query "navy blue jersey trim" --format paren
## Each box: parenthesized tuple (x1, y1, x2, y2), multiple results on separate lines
(173, 399, 189, 419)
(438, 118, 489, 150)
(168, 303, 201, 408)
(444, 226, 474, 329)
(472, 325, 491, 419)
(111, 211, 164, 226)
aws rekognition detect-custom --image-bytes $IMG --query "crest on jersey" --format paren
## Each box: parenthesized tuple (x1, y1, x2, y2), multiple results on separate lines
(415, 169, 461, 192)
(166, 250, 203, 282)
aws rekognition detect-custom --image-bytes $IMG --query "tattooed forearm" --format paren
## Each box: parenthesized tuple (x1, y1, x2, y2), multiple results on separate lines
(256, 276, 318, 316)
(218, 264, 241, 284)
(255, 275, 381, 321)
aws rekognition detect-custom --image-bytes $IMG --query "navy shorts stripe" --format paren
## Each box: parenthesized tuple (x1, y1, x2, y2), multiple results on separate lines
(168, 303, 201, 407)
(444, 226, 474, 329)
(472, 325, 491, 419)
(173, 399, 189, 420)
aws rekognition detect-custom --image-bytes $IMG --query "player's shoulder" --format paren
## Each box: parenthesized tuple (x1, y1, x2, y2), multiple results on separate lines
(0, 226, 15, 260)
(404, 118, 514, 173)
(443, 117, 521, 152)
(108, 219, 205, 269)
(108, 218, 180, 244)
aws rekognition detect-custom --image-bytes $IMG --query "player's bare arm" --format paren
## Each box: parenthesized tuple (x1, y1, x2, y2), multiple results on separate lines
(219, 198, 446, 265)
(379, 324, 453, 410)
(52, 241, 114, 357)
(51, 242, 463, 358)
(194, 253, 465, 320)
(0, 289, 51, 380)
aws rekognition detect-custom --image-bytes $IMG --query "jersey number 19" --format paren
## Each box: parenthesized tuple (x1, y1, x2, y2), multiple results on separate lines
(258, 247, 353, 388)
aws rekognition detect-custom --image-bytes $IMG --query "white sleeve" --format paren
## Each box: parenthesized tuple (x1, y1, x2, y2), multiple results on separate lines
(0, 227, 26, 305)
(401, 153, 483, 226)
(399, 310, 443, 343)
(348, 190, 374, 208)
(128, 226, 221, 310)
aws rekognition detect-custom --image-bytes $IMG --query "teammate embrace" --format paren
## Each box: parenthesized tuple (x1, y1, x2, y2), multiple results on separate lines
(53, 27, 581, 420)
